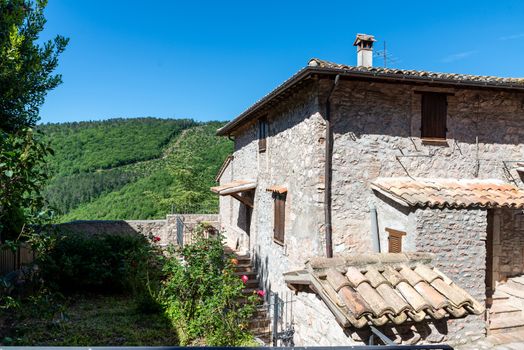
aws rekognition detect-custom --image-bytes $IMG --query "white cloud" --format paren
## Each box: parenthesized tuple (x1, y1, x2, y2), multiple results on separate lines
(499, 33, 524, 41)
(441, 50, 477, 63)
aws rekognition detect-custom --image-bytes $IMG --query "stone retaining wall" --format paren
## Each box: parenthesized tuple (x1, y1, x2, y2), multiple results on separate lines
(57, 214, 219, 245)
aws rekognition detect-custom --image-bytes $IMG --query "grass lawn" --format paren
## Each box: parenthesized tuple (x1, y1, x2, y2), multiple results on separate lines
(0, 294, 178, 346)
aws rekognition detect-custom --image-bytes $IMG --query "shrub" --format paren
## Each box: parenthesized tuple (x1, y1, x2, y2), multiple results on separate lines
(160, 230, 258, 345)
(37, 231, 159, 294)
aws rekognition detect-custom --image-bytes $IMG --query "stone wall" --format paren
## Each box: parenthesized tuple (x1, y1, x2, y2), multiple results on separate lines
(414, 208, 488, 346)
(492, 208, 524, 282)
(330, 81, 524, 254)
(58, 214, 219, 245)
(221, 81, 327, 296)
(222, 77, 524, 346)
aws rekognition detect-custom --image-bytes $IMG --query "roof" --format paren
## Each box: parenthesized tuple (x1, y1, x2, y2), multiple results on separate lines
(371, 177, 524, 209)
(309, 58, 524, 87)
(284, 253, 484, 329)
(214, 155, 233, 182)
(210, 180, 256, 195)
(217, 58, 524, 136)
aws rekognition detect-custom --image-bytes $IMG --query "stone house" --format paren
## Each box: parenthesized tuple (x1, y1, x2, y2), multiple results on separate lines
(212, 34, 524, 346)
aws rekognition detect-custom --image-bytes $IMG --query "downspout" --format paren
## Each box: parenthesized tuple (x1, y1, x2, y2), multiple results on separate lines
(324, 75, 340, 258)
(370, 204, 381, 252)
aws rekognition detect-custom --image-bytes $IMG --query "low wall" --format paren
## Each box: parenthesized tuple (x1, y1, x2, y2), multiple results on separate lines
(57, 214, 219, 245)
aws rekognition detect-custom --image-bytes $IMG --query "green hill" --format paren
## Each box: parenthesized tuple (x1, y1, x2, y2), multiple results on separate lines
(39, 118, 232, 221)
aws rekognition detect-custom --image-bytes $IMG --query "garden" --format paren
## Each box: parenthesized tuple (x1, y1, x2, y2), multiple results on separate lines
(0, 225, 260, 346)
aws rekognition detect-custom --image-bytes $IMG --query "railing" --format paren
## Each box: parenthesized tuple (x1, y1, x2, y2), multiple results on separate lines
(0, 243, 34, 276)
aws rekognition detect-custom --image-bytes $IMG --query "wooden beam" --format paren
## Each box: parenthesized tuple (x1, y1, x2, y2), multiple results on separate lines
(231, 193, 253, 208)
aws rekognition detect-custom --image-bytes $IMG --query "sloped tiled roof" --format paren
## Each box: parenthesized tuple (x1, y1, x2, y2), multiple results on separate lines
(284, 253, 484, 329)
(218, 58, 524, 135)
(309, 58, 524, 87)
(371, 177, 524, 209)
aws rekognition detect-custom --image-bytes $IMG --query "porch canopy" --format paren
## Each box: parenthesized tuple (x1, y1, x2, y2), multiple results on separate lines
(371, 177, 524, 209)
(284, 253, 484, 329)
(211, 180, 257, 208)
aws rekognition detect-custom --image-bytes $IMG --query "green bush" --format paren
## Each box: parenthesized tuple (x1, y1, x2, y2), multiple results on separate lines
(37, 232, 160, 294)
(160, 227, 258, 345)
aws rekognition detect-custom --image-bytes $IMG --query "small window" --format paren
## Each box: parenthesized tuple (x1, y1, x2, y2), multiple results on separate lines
(386, 228, 406, 253)
(273, 192, 286, 244)
(421, 93, 447, 139)
(258, 117, 268, 152)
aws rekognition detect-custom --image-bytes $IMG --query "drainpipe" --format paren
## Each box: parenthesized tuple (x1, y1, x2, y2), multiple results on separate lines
(370, 204, 381, 252)
(324, 75, 340, 258)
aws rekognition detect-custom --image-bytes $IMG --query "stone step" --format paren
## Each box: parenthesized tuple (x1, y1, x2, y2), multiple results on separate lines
(242, 287, 258, 295)
(498, 283, 524, 299)
(489, 316, 524, 334)
(248, 318, 271, 328)
(511, 276, 524, 285)
(489, 302, 522, 320)
(234, 265, 255, 273)
(243, 279, 259, 288)
(250, 325, 271, 335)
(492, 290, 511, 301)
(490, 301, 522, 315)
(233, 261, 253, 268)
(234, 271, 257, 278)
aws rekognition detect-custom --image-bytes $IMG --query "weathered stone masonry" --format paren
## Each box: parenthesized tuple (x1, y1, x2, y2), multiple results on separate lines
(219, 77, 524, 346)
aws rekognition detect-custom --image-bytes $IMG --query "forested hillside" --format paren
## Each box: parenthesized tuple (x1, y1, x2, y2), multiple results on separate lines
(39, 118, 232, 221)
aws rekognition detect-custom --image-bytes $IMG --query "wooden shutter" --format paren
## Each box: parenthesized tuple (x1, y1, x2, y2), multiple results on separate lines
(386, 228, 406, 253)
(258, 117, 268, 152)
(273, 192, 286, 244)
(421, 93, 447, 139)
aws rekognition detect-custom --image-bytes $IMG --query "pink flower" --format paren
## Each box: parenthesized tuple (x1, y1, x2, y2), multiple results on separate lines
(153, 236, 161, 242)
(256, 290, 265, 297)
(241, 275, 249, 284)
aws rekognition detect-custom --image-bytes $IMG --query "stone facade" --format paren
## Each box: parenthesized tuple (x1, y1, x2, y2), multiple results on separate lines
(218, 77, 524, 346)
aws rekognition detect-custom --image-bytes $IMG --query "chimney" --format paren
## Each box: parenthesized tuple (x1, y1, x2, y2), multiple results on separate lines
(353, 33, 376, 67)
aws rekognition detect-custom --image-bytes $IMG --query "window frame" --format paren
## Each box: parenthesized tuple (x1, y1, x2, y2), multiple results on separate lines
(386, 228, 406, 253)
(272, 192, 286, 245)
(419, 92, 449, 141)
(258, 117, 268, 153)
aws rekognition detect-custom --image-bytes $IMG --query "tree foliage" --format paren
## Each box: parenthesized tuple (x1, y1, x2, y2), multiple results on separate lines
(39, 118, 196, 175)
(0, 128, 52, 239)
(0, 0, 68, 132)
(0, 0, 67, 240)
(43, 120, 233, 221)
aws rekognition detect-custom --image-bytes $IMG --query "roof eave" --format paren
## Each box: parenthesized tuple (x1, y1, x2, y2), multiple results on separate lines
(218, 66, 524, 136)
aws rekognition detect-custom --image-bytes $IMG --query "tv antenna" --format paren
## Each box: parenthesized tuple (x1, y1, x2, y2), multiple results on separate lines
(374, 41, 400, 68)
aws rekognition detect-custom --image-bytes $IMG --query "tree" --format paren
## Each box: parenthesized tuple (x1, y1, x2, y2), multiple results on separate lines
(0, 0, 67, 240)
(0, 0, 68, 132)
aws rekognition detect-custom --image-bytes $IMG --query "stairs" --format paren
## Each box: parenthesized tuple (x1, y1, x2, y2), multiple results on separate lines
(488, 283, 524, 335)
(226, 248, 271, 344)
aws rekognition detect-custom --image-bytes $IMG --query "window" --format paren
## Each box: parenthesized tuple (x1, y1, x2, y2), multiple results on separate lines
(273, 192, 286, 244)
(258, 117, 268, 152)
(421, 93, 447, 139)
(386, 228, 406, 253)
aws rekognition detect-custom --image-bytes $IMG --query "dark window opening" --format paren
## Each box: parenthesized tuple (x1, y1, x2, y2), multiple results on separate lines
(273, 192, 286, 244)
(421, 93, 448, 140)
(386, 228, 406, 253)
(258, 117, 268, 152)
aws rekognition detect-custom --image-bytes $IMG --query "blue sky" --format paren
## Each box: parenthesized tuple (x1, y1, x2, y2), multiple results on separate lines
(39, 0, 524, 124)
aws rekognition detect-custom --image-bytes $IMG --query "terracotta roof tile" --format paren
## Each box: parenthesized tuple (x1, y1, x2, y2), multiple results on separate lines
(371, 177, 524, 209)
(284, 253, 484, 329)
(309, 58, 524, 86)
